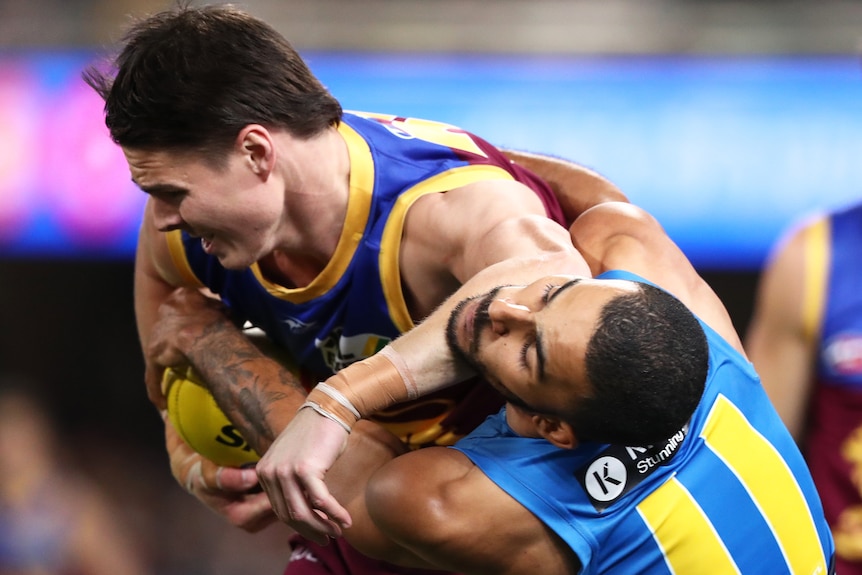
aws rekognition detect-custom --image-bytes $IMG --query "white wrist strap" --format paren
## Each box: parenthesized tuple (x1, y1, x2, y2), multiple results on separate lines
(315, 382, 361, 420)
(299, 400, 352, 434)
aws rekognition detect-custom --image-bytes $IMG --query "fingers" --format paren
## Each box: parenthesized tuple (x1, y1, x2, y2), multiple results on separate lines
(211, 465, 259, 493)
(295, 475, 352, 530)
(227, 493, 279, 533)
(147, 365, 168, 410)
(255, 410, 353, 543)
(286, 477, 351, 545)
(184, 459, 204, 493)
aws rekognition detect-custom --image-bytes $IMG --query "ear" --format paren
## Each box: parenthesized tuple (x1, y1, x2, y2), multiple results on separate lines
(235, 124, 275, 179)
(532, 415, 578, 449)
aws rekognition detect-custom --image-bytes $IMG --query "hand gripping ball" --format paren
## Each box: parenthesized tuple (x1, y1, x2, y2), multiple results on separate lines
(162, 365, 261, 467)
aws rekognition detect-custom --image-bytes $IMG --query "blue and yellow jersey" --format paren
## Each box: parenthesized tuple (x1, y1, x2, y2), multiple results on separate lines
(798, 202, 862, 572)
(452, 270, 834, 574)
(165, 111, 566, 447)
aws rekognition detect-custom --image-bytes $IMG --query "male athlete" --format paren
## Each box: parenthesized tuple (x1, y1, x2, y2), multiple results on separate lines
(86, 4, 621, 573)
(257, 202, 836, 574)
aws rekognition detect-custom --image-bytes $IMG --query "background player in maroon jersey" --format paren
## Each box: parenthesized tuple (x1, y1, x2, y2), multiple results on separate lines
(748, 201, 862, 575)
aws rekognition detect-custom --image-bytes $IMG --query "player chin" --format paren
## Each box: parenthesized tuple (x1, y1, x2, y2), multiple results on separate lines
(203, 234, 266, 271)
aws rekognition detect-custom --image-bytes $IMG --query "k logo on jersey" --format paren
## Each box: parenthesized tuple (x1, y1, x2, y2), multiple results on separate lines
(577, 424, 688, 512)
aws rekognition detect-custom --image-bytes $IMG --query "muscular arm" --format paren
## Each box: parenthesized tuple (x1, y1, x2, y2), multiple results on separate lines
(327, 421, 576, 574)
(136, 200, 303, 530)
(501, 150, 628, 222)
(382, 199, 737, 406)
(378, 179, 592, 397)
(389, 155, 626, 393)
(570, 202, 744, 354)
(134, 200, 188, 409)
(355, 445, 578, 575)
(137, 199, 306, 453)
(746, 221, 820, 440)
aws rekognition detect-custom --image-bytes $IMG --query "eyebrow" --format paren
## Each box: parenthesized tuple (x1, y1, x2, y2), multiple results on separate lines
(135, 181, 187, 196)
(536, 278, 581, 382)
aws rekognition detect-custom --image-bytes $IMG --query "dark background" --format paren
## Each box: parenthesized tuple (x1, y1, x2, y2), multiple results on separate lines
(0, 258, 160, 453)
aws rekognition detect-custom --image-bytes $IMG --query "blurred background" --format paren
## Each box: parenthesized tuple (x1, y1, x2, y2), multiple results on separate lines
(1, 0, 861, 572)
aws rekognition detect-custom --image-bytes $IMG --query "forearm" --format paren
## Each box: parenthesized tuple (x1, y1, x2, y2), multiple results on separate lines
(179, 321, 307, 454)
(502, 149, 628, 221)
(329, 421, 438, 568)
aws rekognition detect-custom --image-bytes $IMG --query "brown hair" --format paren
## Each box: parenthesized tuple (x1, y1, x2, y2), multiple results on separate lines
(83, 3, 342, 162)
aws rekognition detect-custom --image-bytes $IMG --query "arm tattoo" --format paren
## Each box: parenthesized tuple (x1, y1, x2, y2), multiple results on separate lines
(183, 319, 306, 454)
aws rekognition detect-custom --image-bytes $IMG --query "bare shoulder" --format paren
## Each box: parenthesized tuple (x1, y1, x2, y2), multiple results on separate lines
(750, 214, 827, 336)
(402, 180, 575, 279)
(571, 202, 680, 276)
(367, 447, 577, 575)
(405, 179, 550, 242)
(501, 149, 629, 217)
(762, 215, 824, 294)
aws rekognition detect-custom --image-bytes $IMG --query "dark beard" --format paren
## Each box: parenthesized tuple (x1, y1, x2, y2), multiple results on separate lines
(444, 287, 501, 376)
(445, 287, 537, 413)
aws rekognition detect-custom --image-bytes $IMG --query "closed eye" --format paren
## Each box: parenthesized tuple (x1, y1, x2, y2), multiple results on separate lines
(519, 337, 534, 371)
(519, 284, 556, 371)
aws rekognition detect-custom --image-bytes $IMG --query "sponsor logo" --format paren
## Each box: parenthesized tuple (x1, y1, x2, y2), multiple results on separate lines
(823, 333, 862, 376)
(315, 327, 392, 371)
(288, 546, 320, 564)
(380, 122, 415, 140)
(214, 424, 255, 454)
(280, 315, 316, 334)
(577, 424, 688, 512)
(584, 456, 626, 502)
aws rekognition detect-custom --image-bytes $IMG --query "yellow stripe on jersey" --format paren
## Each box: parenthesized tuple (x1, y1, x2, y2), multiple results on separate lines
(165, 230, 205, 288)
(379, 165, 516, 333)
(701, 394, 828, 574)
(361, 335, 389, 357)
(637, 477, 739, 574)
(801, 217, 830, 344)
(250, 121, 374, 303)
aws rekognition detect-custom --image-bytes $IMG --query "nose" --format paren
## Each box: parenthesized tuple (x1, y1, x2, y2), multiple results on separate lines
(488, 298, 534, 335)
(150, 197, 183, 232)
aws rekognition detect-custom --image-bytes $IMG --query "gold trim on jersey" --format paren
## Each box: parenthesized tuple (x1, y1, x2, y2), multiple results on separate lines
(250, 121, 374, 303)
(801, 217, 830, 345)
(379, 165, 516, 333)
(165, 230, 205, 288)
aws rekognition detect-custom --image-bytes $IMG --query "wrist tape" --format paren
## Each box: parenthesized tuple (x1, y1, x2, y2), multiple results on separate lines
(301, 346, 418, 432)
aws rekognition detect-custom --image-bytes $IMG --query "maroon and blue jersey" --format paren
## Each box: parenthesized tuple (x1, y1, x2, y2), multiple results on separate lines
(166, 111, 567, 447)
(801, 202, 862, 574)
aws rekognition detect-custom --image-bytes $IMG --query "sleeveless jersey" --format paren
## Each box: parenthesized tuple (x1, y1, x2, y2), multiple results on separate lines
(166, 111, 567, 447)
(801, 203, 862, 573)
(452, 270, 835, 574)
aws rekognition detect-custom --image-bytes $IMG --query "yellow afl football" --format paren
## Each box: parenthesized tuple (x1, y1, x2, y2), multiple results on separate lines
(162, 365, 260, 467)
